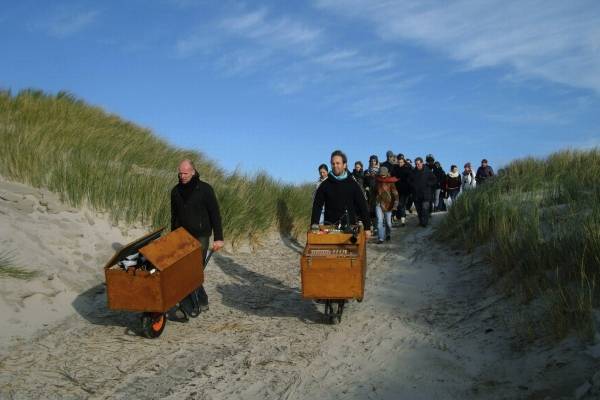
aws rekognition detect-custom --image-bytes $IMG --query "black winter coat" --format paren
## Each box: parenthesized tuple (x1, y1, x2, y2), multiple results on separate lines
(352, 169, 365, 189)
(396, 165, 412, 195)
(312, 172, 371, 230)
(409, 167, 438, 201)
(171, 179, 224, 241)
(476, 165, 494, 184)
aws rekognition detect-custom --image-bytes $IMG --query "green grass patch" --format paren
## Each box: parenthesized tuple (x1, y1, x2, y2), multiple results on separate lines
(0, 250, 37, 280)
(435, 149, 600, 341)
(0, 89, 313, 245)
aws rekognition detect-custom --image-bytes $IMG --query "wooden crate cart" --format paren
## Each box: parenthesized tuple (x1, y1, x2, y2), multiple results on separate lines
(104, 227, 204, 338)
(300, 225, 366, 324)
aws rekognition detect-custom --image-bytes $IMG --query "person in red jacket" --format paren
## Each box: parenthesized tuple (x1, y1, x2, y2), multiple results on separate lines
(375, 166, 399, 243)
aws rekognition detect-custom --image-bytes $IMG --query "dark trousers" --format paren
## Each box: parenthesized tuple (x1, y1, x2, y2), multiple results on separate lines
(179, 236, 209, 314)
(395, 193, 410, 219)
(415, 200, 430, 227)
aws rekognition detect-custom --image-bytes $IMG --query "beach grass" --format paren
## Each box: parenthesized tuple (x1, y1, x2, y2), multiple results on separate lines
(0, 250, 37, 280)
(0, 89, 313, 244)
(435, 149, 600, 340)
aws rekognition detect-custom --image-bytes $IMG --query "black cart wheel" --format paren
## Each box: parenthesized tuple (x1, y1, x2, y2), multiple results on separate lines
(323, 300, 344, 325)
(141, 312, 166, 338)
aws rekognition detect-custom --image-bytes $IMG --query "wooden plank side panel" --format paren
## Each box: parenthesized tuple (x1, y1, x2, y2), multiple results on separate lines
(306, 232, 356, 245)
(160, 248, 204, 310)
(140, 227, 201, 272)
(105, 268, 163, 312)
(300, 257, 364, 299)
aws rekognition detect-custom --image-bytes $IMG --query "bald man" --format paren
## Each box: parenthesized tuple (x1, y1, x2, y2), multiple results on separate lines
(170, 159, 224, 320)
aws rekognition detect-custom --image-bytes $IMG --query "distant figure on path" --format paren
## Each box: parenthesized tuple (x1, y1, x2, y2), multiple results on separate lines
(461, 162, 476, 191)
(476, 159, 494, 185)
(409, 157, 437, 227)
(311, 150, 372, 238)
(380, 150, 397, 172)
(375, 166, 398, 243)
(444, 165, 462, 207)
(315, 164, 329, 224)
(170, 159, 224, 320)
(363, 155, 380, 223)
(395, 157, 412, 227)
(352, 161, 365, 189)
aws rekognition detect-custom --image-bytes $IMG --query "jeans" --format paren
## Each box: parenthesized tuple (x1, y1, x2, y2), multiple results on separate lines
(434, 188, 442, 210)
(445, 189, 460, 208)
(376, 205, 393, 241)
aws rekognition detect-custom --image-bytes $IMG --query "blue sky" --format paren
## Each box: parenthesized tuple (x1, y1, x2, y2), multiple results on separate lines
(1, 0, 599, 183)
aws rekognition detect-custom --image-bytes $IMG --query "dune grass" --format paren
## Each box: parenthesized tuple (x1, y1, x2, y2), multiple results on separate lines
(0, 250, 37, 280)
(436, 149, 600, 340)
(0, 89, 313, 243)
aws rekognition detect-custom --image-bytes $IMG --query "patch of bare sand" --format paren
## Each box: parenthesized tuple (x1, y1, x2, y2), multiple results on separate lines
(0, 177, 148, 352)
(1, 178, 599, 399)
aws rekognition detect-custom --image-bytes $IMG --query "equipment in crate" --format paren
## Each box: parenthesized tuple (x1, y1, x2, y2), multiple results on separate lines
(300, 223, 367, 324)
(104, 227, 206, 338)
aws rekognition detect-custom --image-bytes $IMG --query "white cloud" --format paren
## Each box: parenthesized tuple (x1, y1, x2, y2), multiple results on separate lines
(316, 0, 600, 93)
(312, 49, 394, 73)
(220, 8, 322, 52)
(35, 8, 99, 38)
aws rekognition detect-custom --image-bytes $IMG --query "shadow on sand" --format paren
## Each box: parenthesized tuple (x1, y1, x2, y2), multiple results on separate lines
(71, 283, 143, 336)
(72, 240, 145, 336)
(213, 254, 323, 323)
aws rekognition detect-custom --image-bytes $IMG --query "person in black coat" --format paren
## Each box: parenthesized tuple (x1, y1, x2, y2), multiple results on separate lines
(352, 161, 365, 190)
(394, 158, 412, 226)
(312, 150, 372, 237)
(170, 159, 224, 320)
(476, 159, 495, 185)
(409, 157, 438, 227)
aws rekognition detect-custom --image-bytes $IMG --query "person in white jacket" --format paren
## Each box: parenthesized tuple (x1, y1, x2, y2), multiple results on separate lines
(461, 162, 476, 191)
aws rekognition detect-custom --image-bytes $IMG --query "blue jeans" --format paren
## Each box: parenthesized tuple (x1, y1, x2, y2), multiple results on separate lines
(376, 205, 393, 241)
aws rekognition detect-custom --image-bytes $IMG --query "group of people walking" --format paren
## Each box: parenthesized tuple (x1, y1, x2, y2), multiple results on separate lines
(314, 150, 494, 244)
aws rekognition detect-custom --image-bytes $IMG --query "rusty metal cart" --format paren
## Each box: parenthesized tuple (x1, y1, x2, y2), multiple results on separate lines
(104, 227, 204, 338)
(300, 225, 366, 324)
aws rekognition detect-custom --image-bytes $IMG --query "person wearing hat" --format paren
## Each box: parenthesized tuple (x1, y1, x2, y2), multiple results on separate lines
(476, 159, 494, 185)
(311, 150, 372, 237)
(461, 162, 476, 191)
(380, 150, 397, 173)
(375, 166, 399, 243)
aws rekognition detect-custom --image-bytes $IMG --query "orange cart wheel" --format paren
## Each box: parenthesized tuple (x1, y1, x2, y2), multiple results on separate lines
(141, 312, 166, 338)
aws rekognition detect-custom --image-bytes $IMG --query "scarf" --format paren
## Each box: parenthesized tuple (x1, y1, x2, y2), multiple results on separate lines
(329, 170, 348, 181)
(178, 174, 199, 203)
(448, 171, 460, 178)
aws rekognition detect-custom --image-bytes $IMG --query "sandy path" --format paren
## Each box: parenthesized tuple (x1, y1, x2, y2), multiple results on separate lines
(1, 212, 598, 399)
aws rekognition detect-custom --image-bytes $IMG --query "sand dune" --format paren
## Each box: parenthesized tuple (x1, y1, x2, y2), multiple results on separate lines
(1, 177, 599, 399)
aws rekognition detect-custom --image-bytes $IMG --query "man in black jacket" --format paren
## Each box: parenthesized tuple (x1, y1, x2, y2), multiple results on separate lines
(409, 157, 438, 227)
(312, 150, 372, 238)
(476, 159, 495, 185)
(170, 159, 224, 319)
(395, 157, 412, 226)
